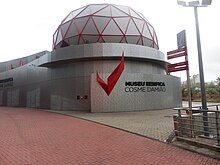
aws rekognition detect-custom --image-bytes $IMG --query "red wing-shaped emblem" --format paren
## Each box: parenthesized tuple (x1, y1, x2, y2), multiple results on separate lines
(96, 52, 125, 96)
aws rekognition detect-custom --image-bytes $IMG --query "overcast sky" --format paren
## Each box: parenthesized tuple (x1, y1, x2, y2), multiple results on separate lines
(0, 0, 219, 82)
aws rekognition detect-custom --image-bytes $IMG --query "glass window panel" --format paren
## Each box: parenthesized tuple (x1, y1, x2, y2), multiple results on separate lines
(62, 7, 84, 23)
(76, 6, 91, 18)
(75, 17, 90, 33)
(65, 21, 78, 38)
(148, 24, 155, 37)
(63, 13, 74, 24)
(113, 5, 129, 15)
(142, 23, 152, 39)
(93, 17, 111, 33)
(126, 36, 140, 44)
(61, 21, 72, 37)
(133, 18, 144, 34)
(94, 6, 111, 17)
(126, 19, 140, 35)
(78, 36, 85, 44)
(60, 40, 69, 48)
(56, 42, 62, 48)
(82, 18, 99, 34)
(103, 35, 123, 43)
(114, 17, 130, 33)
(137, 37, 143, 45)
(120, 37, 127, 43)
(143, 37, 153, 47)
(137, 12, 144, 19)
(71, 7, 85, 18)
(154, 43, 159, 49)
(63, 7, 85, 23)
(111, 6, 128, 17)
(68, 36, 79, 45)
(56, 29, 63, 45)
(90, 4, 107, 14)
(129, 9, 142, 19)
(152, 32, 159, 49)
(98, 37, 105, 43)
(53, 29, 58, 44)
(103, 19, 122, 35)
(82, 35, 99, 44)
(154, 34, 159, 47)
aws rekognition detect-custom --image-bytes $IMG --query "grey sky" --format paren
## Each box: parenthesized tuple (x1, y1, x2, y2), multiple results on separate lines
(0, 0, 219, 82)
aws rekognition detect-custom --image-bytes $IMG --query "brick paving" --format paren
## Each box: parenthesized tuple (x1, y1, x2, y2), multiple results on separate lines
(50, 109, 174, 142)
(0, 107, 219, 165)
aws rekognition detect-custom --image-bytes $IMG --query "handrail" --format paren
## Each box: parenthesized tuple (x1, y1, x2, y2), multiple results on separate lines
(174, 104, 220, 111)
(173, 105, 220, 146)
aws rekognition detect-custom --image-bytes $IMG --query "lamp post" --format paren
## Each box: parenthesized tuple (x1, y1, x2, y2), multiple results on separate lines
(177, 0, 212, 137)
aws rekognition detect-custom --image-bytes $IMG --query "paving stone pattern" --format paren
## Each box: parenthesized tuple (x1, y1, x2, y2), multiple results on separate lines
(56, 109, 174, 142)
(0, 107, 219, 164)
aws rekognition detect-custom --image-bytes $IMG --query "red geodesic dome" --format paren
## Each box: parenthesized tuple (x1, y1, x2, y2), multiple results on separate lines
(53, 4, 159, 50)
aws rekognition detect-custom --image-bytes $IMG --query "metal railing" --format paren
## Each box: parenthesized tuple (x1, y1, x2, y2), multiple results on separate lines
(173, 104, 220, 146)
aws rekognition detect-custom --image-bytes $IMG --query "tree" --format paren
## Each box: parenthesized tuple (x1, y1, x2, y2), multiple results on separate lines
(217, 77, 220, 86)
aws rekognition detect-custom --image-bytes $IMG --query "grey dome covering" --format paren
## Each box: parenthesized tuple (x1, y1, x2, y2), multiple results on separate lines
(53, 4, 159, 50)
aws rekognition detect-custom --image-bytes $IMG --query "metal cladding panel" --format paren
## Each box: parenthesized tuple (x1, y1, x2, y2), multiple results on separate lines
(49, 60, 164, 81)
(0, 90, 7, 106)
(50, 77, 90, 111)
(7, 90, 12, 106)
(0, 51, 48, 73)
(11, 89, 19, 106)
(45, 43, 166, 68)
(91, 73, 182, 112)
(0, 90, 3, 105)
(0, 44, 177, 112)
(0, 52, 51, 108)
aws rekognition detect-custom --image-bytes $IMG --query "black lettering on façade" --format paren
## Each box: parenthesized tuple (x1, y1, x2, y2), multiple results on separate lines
(125, 81, 165, 86)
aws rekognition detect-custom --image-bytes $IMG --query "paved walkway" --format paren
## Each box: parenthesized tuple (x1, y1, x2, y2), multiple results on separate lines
(50, 109, 174, 142)
(49, 101, 219, 142)
(0, 107, 219, 165)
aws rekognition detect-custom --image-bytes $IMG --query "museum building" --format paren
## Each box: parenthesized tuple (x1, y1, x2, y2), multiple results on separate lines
(0, 4, 181, 112)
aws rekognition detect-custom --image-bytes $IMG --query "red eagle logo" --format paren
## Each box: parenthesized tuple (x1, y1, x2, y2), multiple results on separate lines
(96, 52, 125, 96)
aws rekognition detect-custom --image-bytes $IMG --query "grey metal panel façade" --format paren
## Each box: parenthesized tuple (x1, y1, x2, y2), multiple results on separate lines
(41, 43, 166, 67)
(91, 73, 182, 112)
(0, 43, 181, 112)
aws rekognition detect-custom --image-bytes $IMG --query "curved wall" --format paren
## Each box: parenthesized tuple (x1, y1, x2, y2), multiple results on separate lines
(0, 43, 181, 112)
(45, 43, 166, 66)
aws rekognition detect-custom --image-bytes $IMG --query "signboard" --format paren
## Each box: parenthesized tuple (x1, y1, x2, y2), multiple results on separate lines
(177, 30, 186, 49)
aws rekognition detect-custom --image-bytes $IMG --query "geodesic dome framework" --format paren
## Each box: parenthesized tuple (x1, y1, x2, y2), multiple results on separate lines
(53, 4, 159, 50)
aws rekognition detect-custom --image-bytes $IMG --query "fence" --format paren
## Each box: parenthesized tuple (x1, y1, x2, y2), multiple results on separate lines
(173, 104, 220, 146)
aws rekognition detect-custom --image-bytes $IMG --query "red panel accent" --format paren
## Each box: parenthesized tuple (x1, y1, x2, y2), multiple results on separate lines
(168, 61, 188, 73)
(167, 52, 187, 60)
(168, 66, 188, 73)
(168, 61, 188, 68)
(167, 47, 187, 55)
(96, 52, 125, 96)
